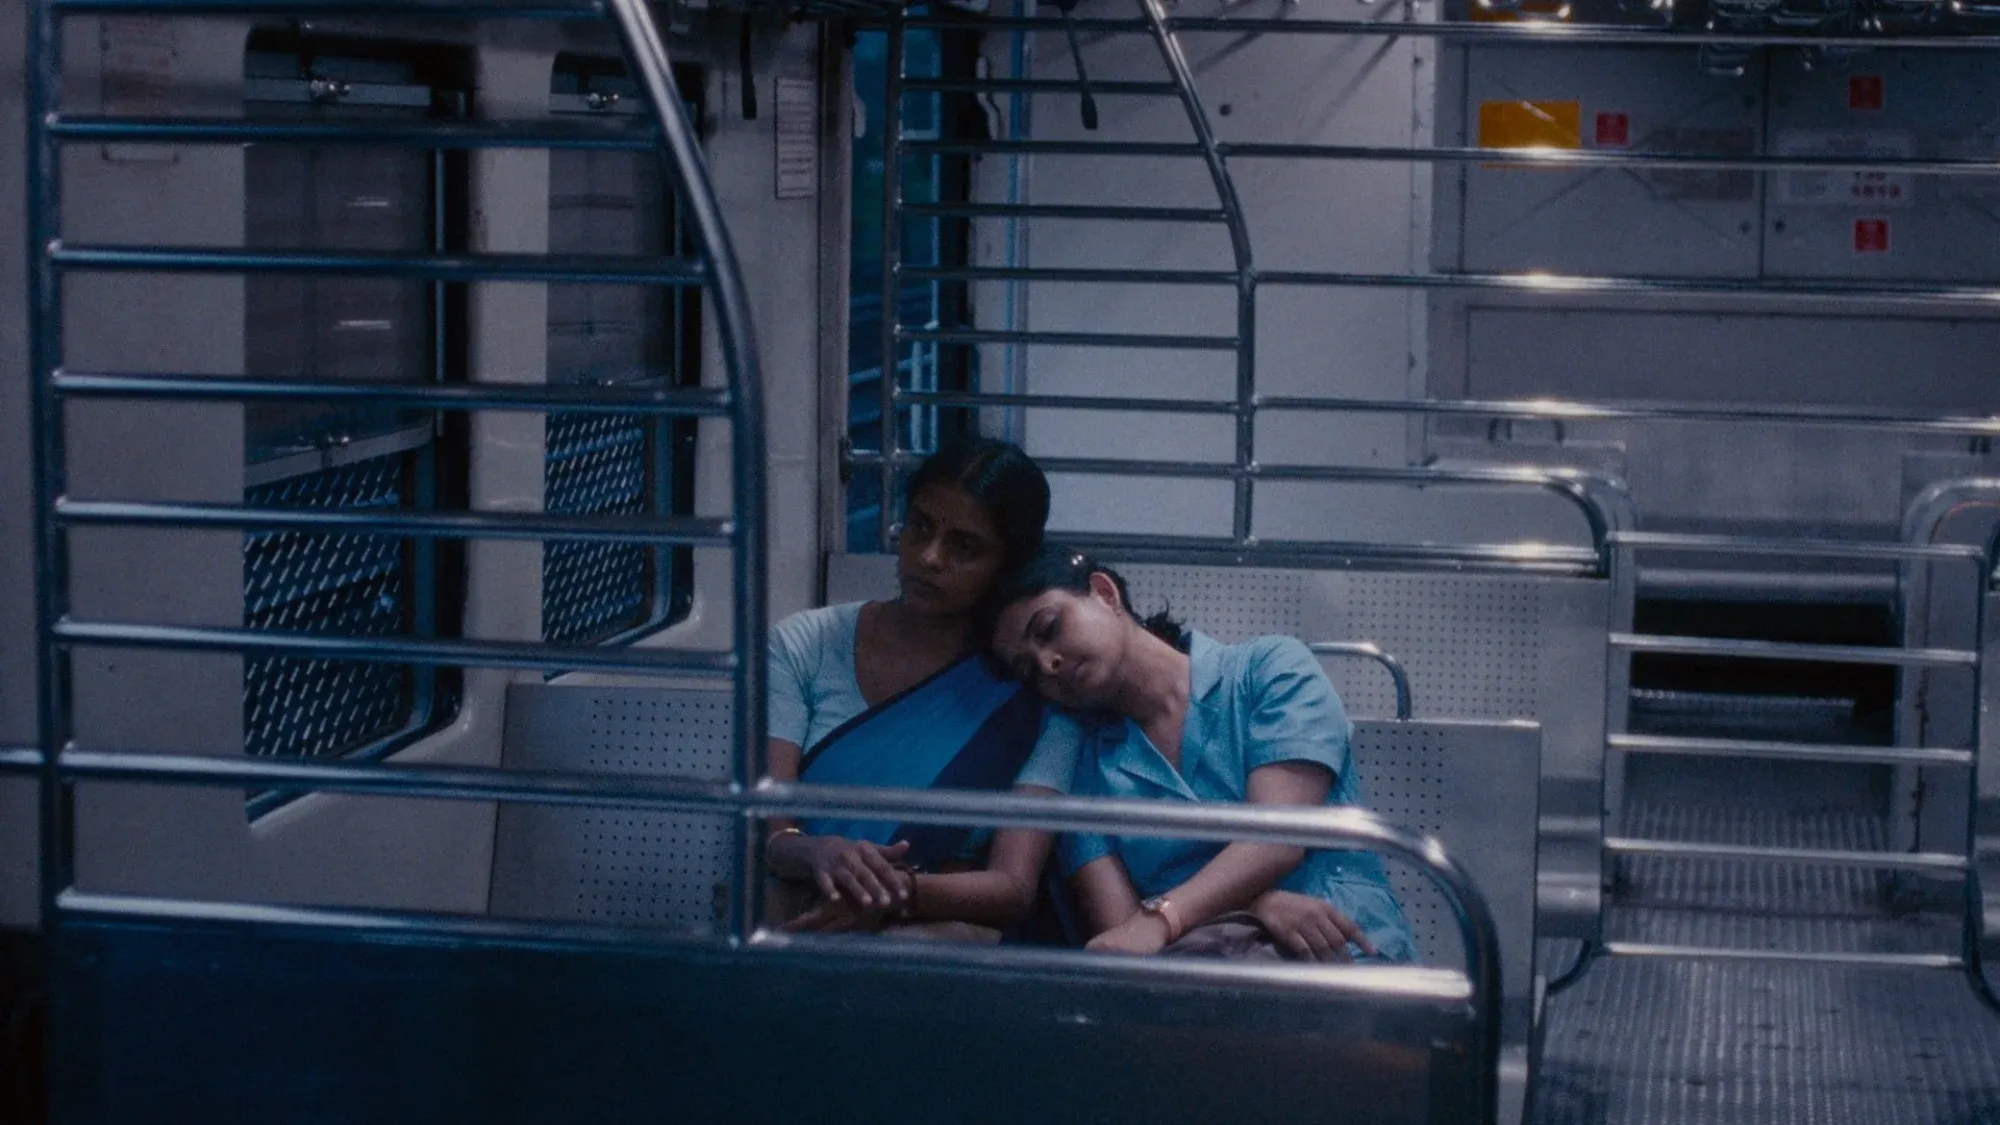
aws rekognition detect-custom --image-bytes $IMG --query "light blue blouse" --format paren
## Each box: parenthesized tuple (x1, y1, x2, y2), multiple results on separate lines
(1061, 631, 1420, 962)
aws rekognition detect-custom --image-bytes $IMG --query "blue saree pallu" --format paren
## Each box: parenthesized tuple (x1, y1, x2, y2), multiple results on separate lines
(797, 655, 1045, 871)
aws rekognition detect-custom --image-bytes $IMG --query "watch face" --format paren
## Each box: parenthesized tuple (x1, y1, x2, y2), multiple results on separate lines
(1140, 897, 1166, 913)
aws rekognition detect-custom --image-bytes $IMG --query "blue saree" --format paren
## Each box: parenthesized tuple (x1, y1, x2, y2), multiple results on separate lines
(797, 654, 1047, 871)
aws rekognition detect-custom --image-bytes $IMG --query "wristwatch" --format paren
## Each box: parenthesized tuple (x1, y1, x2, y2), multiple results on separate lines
(1139, 895, 1184, 944)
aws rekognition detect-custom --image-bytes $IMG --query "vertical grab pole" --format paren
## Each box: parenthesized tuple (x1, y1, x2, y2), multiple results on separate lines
(878, 14, 908, 552)
(605, 0, 769, 943)
(1138, 0, 1256, 546)
(26, 0, 73, 932)
(1961, 552, 2000, 1011)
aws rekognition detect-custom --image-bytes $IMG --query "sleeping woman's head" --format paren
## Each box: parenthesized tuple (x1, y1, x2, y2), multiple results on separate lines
(896, 436, 1050, 620)
(988, 543, 1184, 711)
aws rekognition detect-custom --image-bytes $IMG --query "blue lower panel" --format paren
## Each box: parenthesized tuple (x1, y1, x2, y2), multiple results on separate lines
(49, 922, 1478, 1125)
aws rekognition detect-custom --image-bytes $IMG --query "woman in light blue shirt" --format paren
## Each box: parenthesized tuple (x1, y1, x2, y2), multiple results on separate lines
(989, 544, 1419, 963)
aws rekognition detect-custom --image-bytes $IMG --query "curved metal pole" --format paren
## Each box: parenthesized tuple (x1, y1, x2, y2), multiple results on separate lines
(604, 0, 769, 944)
(1309, 642, 1412, 719)
(1137, 0, 1259, 546)
(1543, 938, 1600, 998)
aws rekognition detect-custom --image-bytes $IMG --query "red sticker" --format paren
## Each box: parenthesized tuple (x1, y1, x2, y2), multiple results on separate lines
(1849, 75, 1885, 111)
(1595, 112, 1631, 148)
(1854, 218, 1890, 254)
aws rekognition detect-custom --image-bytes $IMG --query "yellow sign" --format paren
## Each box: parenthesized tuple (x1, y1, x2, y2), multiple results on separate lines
(1478, 100, 1584, 152)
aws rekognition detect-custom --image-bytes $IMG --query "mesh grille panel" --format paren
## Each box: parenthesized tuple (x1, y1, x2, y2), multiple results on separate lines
(544, 412, 654, 645)
(244, 455, 413, 760)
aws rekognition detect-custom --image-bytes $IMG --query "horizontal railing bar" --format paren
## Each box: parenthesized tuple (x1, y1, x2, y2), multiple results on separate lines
(897, 326, 1240, 350)
(902, 201, 1228, 223)
(54, 501, 736, 547)
(1600, 942, 1963, 969)
(1070, 531, 1601, 575)
(1260, 268, 2000, 306)
(51, 246, 707, 285)
(897, 389, 1238, 415)
(53, 891, 1478, 1003)
(0, 747, 44, 775)
(1604, 836, 1969, 872)
(1254, 393, 2000, 437)
(53, 621, 738, 676)
(908, 137, 2000, 175)
(907, 139, 1204, 157)
(1609, 732, 1973, 768)
(57, 749, 738, 810)
(1609, 531, 1987, 563)
(900, 76, 1180, 95)
(901, 265, 1240, 285)
(903, 12, 2000, 50)
(1229, 142, 2000, 175)
(51, 0, 602, 13)
(854, 450, 1616, 493)
(48, 116, 658, 149)
(53, 373, 732, 416)
(54, 747, 1462, 849)
(1608, 632, 1978, 667)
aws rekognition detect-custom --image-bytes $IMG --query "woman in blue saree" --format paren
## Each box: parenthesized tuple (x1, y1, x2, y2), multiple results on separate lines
(763, 437, 1078, 939)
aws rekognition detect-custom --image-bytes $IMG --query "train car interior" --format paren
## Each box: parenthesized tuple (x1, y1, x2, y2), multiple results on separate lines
(5, 0, 2000, 1119)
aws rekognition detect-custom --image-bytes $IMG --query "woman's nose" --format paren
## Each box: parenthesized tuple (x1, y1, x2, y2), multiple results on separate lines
(1037, 650, 1062, 678)
(918, 537, 945, 569)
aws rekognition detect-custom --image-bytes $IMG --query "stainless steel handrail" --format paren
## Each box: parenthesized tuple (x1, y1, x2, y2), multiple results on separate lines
(852, 449, 1637, 569)
(1904, 479, 2000, 568)
(908, 136, 2000, 176)
(1310, 642, 1414, 719)
(902, 10, 2000, 49)
(1138, 0, 1259, 545)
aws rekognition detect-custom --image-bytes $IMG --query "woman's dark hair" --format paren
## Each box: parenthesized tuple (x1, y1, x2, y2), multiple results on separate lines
(904, 435, 1050, 573)
(993, 542, 1185, 646)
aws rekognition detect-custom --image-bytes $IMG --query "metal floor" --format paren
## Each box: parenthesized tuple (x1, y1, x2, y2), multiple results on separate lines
(1532, 749, 2000, 1125)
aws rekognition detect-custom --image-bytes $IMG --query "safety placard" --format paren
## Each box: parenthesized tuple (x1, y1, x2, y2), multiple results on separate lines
(1774, 129, 1914, 208)
(1848, 75, 1886, 112)
(1594, 112, 1631, 148)
(1478, 100, 1582, 151)
(1853, 218, 1891, 254)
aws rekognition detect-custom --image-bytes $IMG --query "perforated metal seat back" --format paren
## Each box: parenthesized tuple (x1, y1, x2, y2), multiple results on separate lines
(1351, 718, 1540, 1010)
(490, 684, 737, 933)
(492, 682, 1538, 1006)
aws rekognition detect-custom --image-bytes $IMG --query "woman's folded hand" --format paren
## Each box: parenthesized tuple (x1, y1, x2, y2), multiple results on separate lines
(1249, 889, 1374, 962)
(804, 837, 914, 909)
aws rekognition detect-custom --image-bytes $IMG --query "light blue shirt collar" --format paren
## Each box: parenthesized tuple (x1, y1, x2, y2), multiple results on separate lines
(1097, 630, 1224, 800)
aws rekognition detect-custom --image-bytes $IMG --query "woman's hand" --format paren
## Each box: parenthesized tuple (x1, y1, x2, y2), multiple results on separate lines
(1085, 910, 1173, 956)
(780, 890, 898, 935)
(803, 837, 914, 909)
(1249, 889, 1374, 962)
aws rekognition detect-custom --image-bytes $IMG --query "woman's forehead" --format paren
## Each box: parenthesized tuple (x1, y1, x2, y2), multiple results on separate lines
(995, 589, 1069, 636)
(909, 482, 999, 538)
